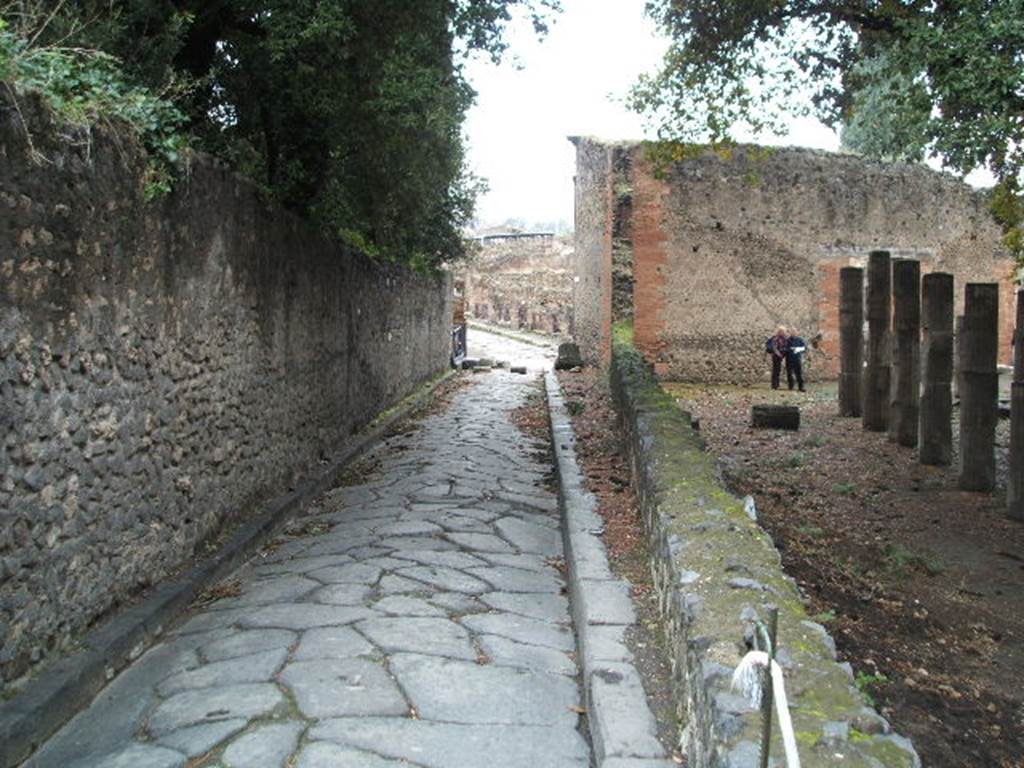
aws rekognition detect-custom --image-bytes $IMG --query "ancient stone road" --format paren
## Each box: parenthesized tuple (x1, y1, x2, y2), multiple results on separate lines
(29, 333, 588, 767)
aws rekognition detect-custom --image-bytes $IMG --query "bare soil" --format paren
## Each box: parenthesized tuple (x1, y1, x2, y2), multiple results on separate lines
(665, 382, 1024, 768)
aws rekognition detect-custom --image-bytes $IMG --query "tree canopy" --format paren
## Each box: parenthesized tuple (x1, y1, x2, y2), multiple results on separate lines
(630, 1, 1024, 252)
(2, 0, 559, 268)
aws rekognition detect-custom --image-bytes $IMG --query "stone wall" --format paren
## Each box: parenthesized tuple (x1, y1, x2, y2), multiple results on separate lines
(0, 95, 451, 688)
(461, 233, 573, 336)
(610, 338, 918, 767)
(570, 137, 614, 366)
(574, 138, 1015, 382)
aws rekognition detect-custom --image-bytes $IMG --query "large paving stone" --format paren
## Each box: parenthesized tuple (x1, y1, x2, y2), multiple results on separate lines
(356, 617, 475, 660)
(222, 721, 304, 768)
(280, 659, 408, 718)
(478, 635, 576, 676)
(296, 742, 407, 767)
(310, 717, 590, 768)
(308, 563, 383, 585)
(480, 592, 569, 623)
(254, 554, 354, 577)
(377, 574, 432, 594)
(479, 552, 550, 572)
(494, 518, 562, 556)
(444, 532, 516, 553)
(396, 565, 490, 594)
(461, 613, 575, 652)
(239, 603, 375, 630)
(201, 629, 296, 663)
(391, 549, 488, 570)
(309, 583, 374, 606)
(156, 719, 248, 757)
(68, 744, 185, 768)
(465, 566, 562, 593)
(293, 626, 376, 660)
(372, 520, 444, 537)
(148, 684, 284, 736)
(229, 576, 320, 605)
(389, 653, 578, 726)
(157, 648, 288, 696)
(372, 596, 447, 617)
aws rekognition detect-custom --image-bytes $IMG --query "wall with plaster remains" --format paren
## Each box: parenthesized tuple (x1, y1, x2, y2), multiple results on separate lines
(461, 233, 573, 336)
(0, 95, 450, 687)
(573, 138, 1014, 383)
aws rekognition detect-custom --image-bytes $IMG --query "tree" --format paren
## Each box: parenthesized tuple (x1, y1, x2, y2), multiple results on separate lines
(630, 0, 1024, 253)
(7, 0, 560, 268)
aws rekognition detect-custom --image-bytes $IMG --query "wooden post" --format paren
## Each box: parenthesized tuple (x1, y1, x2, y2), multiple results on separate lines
(862, 250, 891, 431)
(889, 260, 921, 446)
(839, 267, 864, 417)
(920, 273, 954, 465)
(958, 283, 999, 491)
(1008, 290, 1024, 519)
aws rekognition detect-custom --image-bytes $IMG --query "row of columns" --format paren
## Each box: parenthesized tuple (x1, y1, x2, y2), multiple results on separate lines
(838, 250, 1023, 520)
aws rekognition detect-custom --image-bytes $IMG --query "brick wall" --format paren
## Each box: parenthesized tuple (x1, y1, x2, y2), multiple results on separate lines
(573, 139, 1014, 382)
(0, 95, 451, 688)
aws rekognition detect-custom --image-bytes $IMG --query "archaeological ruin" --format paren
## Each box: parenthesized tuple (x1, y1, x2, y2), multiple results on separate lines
(459, 230, 573, 336)
(571, 137, 1016, 383)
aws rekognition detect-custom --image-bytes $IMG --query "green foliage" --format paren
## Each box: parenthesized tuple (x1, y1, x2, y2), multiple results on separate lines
(832, 482, 856, 495)
(15, 0, 559, 269)
(854, 671, 888, 707)
(811, 609, 836, 624)
(990, 179, 1024, 264)
(633, 1, 1024, 223)
(1, 8, 187, 196)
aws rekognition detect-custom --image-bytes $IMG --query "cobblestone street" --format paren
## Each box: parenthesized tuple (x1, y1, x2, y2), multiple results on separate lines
(29, 333, 589, 768)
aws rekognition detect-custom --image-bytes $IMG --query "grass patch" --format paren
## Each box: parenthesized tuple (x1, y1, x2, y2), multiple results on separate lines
(854, 671, 889, 707)
(796, 524, 825, 538)
(832, 482, 857, 495)
(812, 609, 837, 624)
(883, 543, 945, 577)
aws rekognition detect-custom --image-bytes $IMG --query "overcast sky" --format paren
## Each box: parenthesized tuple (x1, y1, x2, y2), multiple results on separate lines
(463, 0, 843, 230)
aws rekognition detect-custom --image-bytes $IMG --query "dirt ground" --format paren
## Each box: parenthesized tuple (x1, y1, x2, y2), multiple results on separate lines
(664, 381, 1024, 768)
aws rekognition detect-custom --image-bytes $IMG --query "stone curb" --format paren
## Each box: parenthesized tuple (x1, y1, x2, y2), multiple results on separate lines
(544, 371, 675, 768)
(0, 370, 457, 768)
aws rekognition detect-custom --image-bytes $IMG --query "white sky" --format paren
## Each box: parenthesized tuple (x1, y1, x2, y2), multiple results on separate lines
(463, 1, 993, 230)
(463, 0, 842, 229)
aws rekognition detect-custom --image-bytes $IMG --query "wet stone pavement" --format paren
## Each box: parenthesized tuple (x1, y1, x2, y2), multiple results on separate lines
(29, 340, 590, 767)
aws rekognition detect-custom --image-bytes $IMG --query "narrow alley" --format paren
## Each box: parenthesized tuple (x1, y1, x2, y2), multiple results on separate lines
(28, 331, 596, 768)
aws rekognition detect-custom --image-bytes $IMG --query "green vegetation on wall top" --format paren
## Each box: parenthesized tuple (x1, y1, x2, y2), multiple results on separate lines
(1, 1, 560, 270)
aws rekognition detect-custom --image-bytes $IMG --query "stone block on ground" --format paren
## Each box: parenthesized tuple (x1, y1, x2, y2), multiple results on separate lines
(750, 404, 800, 430)
(555, 343, 584, 370)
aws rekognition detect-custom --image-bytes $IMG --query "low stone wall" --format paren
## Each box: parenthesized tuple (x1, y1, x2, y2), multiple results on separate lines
(610, 332, 919, 767)
(0, 94, 451, 689)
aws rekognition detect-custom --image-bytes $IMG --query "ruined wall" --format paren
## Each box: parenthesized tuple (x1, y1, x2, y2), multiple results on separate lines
(0, 96, 451, 687)
(461, 233, 573, 336)
(571, 137, 615, 366)
(575, 138, 1014, 382)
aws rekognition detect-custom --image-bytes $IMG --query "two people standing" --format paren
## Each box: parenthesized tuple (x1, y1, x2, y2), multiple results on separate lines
(768, 326, 806, 391)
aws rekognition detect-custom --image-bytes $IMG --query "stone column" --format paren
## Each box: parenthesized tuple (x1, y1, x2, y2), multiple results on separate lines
(1008, 290, 1024, 519)
(954, 315, 964, 399)
(862, 250, 891, 431)
(839, 267, 864, 417)
(889, 260, 921, 446)
(958, 283, 999, 491)
(919, 273, 954, 465)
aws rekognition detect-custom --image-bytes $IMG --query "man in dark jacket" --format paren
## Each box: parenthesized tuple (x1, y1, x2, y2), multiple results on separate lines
(786, 330, 807, 391)
(768, 326, 788, 390)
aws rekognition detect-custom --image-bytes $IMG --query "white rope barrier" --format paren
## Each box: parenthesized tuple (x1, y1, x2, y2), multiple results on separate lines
(732, 650, 802, 768)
